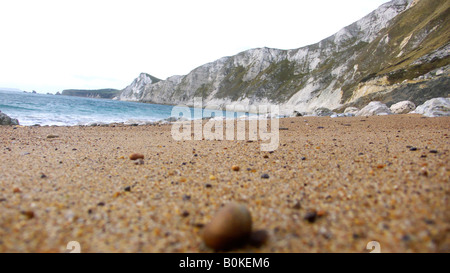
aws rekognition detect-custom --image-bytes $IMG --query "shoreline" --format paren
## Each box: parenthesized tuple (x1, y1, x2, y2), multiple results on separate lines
(3, 88, 448, 127)
(0, 115, 449, 253)
(2, 111, 430, 128)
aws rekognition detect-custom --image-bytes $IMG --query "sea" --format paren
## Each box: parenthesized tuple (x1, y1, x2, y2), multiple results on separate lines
(0, 90, 252, 126)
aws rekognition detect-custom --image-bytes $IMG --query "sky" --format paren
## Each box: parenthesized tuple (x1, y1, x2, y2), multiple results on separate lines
(0, 0, 390, 93)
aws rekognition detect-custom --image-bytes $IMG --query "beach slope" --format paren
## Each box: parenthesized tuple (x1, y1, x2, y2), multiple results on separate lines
(0, 115, 448, 252)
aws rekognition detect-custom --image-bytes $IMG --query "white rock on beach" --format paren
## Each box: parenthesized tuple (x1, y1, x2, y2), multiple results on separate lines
(0, 110, 19, 125)
(331, 112, 356, 118)
(390, 101, 416, 114)
(356, 102, 392, 116)
(86, 121, 108, 126)
(344, 107, 359, 115)
(410, 98, 450, 117)
(314, 108, 335, 117)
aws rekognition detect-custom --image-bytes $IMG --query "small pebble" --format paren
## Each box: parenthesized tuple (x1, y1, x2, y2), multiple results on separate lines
(134, 159, 144, 165)
(261, 174, 270, 179)
(419, 168, 428, 177)
(231, 165, 240, 171)
(304, 211, 318, 223)
(292, 201, 301, 210)
(97, 202, 105, 206)
(249, 230, 269, 247)
(182, 194, 191, 201)
(46, 134, 59, 139)
(181, 211, 190, 217)
(317, 210, 326, 217)
(202, 202, 252, 250)
(13, 188, 21, 193)
(410, 147, 417, 151)
(401, 235, 411, 242)
(21, 211, 35, 219)
(429, 150, 438, 154)
(124, 186, 131, 192)
(129, 153, 144, 160)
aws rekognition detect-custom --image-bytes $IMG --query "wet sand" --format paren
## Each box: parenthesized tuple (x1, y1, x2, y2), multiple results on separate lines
(0, 115, 449, 252)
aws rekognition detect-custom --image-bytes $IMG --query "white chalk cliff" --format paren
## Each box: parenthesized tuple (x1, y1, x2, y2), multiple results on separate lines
(117, 0, 450, 115)
(118, 73, 161, 102)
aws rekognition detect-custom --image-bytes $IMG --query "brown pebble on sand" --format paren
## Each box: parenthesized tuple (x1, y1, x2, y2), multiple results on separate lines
(304, 211, 318, 223)
(317, 210, 326, 217)
(249, 230, 269, 247)
(21, 211, 35, 219)
(129, 153, 144, 160)
(202, 202, 252, 250)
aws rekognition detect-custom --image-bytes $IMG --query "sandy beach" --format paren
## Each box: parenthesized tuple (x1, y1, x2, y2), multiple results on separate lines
(0, 115, 448, 253)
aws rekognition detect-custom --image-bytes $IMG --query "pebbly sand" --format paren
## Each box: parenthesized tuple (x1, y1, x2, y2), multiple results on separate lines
(0, 115, 448, 253)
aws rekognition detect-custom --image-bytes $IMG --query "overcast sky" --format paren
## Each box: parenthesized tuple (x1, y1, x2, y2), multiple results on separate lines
(0, 0, 390, 93)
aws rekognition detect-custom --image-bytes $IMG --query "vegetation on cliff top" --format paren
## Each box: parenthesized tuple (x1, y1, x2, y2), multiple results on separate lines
(61, 89, 120, 99)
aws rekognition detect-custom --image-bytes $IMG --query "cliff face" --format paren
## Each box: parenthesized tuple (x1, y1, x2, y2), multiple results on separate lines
(117, 0, 450, 114)
(117, 73, 161, 101)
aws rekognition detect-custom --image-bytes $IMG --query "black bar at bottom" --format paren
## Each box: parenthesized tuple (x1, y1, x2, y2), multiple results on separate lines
(1, 253, 444, 272)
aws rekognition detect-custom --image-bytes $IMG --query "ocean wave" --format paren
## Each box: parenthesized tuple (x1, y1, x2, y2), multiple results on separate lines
(0, 90, 264, 126)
